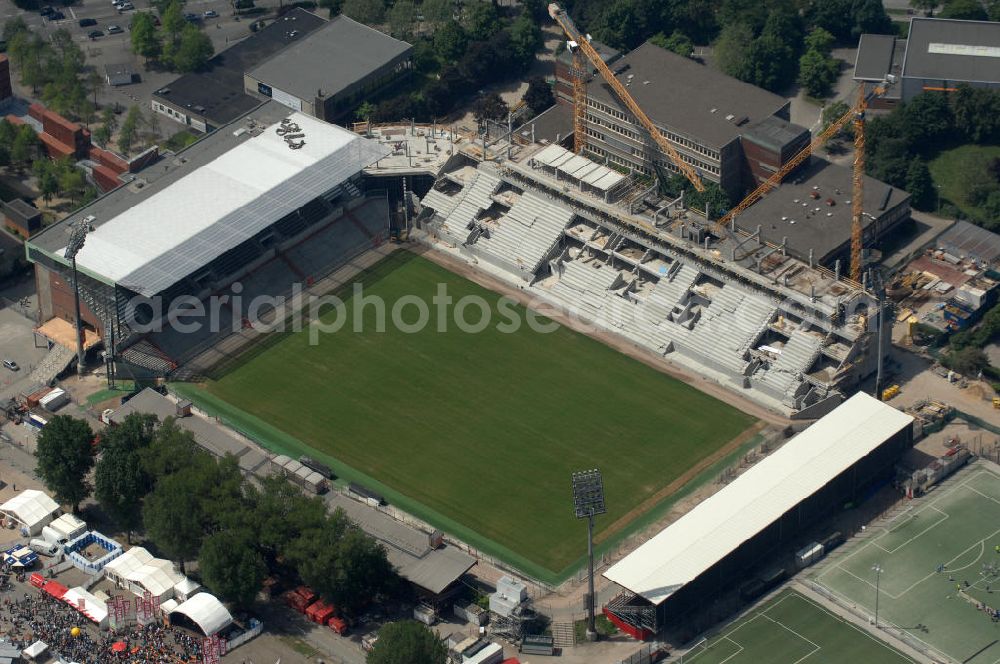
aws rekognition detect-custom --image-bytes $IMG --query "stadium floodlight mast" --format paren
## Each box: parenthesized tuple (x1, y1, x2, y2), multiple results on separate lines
(64, 219, 91, 376)
(572, 468, 607, 642)
(872, 563, 883, 628)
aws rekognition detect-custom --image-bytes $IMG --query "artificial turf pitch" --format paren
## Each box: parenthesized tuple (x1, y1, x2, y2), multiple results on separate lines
(813, 463, 1000, 664)
(182, 252, 755, 578)
(684, 591, 914, 664)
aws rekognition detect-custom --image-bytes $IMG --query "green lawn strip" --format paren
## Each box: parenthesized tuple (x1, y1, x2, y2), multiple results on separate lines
(928, 144, 1000, 220)
(172, 253, 753, 581)
(172, 382, 561, 584)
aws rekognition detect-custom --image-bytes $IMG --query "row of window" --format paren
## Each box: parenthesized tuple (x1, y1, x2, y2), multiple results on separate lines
(586, 97, 721, 161)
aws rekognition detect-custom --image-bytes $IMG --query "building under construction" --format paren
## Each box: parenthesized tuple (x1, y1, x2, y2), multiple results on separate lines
(417, 139, 888, 417)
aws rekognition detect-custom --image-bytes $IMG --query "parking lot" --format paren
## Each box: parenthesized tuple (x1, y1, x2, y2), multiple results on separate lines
(0, 306, 50, 402)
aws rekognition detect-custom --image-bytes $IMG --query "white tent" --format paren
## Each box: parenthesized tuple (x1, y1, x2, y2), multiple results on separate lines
(63, 587, 109, 628)
(169, 593, 233, 636)
(125, 559, 184, 602)
(104, 546, 154, 587)
(22, 640, 47, 660)
(0, 490, 59, 536)
(159, 598, 179, 615)
(174, 577, 201, 602)
(49, 513, 86, 540)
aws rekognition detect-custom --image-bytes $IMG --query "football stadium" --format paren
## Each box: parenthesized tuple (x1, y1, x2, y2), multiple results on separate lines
(24, 103, 908, 621)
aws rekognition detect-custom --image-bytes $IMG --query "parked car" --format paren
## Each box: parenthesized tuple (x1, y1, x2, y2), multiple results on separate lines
(39, 6, 55, 16)
(2, 360, 19, 372)
(203, 9, 218, 17)
(50, 10, 64, 19)
(78, 17, 97, 27)
(88, 29, 103, 39)
(183, 12, 199, 21)
(107, 24, 123, 33)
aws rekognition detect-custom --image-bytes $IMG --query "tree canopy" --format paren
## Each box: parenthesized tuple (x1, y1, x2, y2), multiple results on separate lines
(523, 76, 555, 116)
(367, 620, 448, 664)
(94, 413, 157, 540)
(35, 415, 94, 512)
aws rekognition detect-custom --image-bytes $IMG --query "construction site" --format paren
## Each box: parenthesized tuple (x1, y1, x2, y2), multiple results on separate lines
(410, 6, 905, 417)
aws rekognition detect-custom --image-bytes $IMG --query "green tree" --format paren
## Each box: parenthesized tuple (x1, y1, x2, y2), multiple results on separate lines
(852, 0, 894, 37)
(940, 0, 988, 19)
(523, 76, 554, 115)
(10, 125, 38, 170)
(33, 159, 58, 202)
(142, 465, 209, 572)
(462, 1, 500, 41)
(288, 511, 396, 617)
(199, 529, 266, 609)
(946, 346, 988, 375)
(905, 157, 935, 211)
(910, 0, 941, 15)
(118, 105, 141, 154)
(714, 23, 754, 82)
(367, 620, 448, 664)
(316, 0, 343, 17)
(58, 162, 86, 204)
(130, 12, 162, 62)
(387, 0, 415, 40)
(342, 0, 386, 25)
(35, 415, 94, 512)
(744, 33, 796, 92)
(591, 0, 645, 50)
(422, 0, 453, 25)
(355, 101, 376, 123)
(173, 25, 213, 72)
(804, 27, 835, 56)
(798, 48, 839, 97)
(248, 475, 326, 567)
(509, 15, 542, 69)
(821, 100, 853, 139)
(94, 413, 156, 541)
(160, 0, 186, 40)
(2, 17, 28, 43)
(472, 92, 508, 123)
(432, 20, 467, 62)
(650, 30, 694, 58)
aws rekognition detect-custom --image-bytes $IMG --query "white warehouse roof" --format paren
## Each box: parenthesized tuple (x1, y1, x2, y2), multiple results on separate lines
(604, 393, 913, 606)
(170, 593, 233, 636)
(67, 112, 389, 296)
(0, 490, 59, 529)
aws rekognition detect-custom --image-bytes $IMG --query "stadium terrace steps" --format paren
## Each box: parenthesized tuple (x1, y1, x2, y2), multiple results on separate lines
(421, 188, 461, 218)
(473, 192, 573, 273)
(26, 344, 76, 386)
(549, 258, 621, 318)
(438, 170, 502, 243)
(643, 264, 699, 325)
(757, 329, 823, 399)
(119, 339, 176, 374)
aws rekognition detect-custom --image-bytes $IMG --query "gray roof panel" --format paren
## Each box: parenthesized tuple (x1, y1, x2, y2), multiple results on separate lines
(903, 17, 1000, 82)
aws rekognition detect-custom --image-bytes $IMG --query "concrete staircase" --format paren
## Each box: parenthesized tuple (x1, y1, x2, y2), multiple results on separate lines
(550, 621, 576, 648)
(26, 344, 76, 387)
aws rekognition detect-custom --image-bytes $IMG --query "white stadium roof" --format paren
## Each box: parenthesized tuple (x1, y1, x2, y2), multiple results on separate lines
(170, 593, 233, 636)
(604, 393, 913, 606)
(67, 112, 390, 296)
(0, 490, 59, 529)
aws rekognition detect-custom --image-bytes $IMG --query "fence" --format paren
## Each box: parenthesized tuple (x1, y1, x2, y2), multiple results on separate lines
(226, 618, 263, 651)
(619, 642, 668, 664)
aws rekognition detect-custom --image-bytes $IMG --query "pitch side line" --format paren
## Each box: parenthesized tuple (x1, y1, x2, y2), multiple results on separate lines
(794, 592, 920, 663)
(873, 505, 949, 555)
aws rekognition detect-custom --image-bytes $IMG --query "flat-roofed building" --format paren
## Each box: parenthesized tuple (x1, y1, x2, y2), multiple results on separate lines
(855, 18, 1000, 104)
(602, 392, 914, 639)
(244, 14, 412, 122)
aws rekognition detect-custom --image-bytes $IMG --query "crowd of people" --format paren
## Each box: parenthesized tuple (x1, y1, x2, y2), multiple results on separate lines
(0, 591, 207, 663)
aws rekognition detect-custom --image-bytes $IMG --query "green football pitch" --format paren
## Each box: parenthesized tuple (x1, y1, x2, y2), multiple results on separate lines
(813, 462, 1000, 664)
(177, 252, 756, 581)
(683, 591, 915, 664)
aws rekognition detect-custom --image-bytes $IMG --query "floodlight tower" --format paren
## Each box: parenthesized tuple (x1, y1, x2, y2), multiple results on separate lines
(64, 219, 91, 376)
(572, 468, 607, 642)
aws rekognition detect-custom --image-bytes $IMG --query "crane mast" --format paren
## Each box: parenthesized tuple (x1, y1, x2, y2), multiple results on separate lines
(548, 3, 705, 192)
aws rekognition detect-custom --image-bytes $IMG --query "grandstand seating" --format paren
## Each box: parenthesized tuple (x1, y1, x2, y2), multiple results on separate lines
(756, 330, 823, 403)
(437, 170, 502, 244)
(474, 192, 573, 274)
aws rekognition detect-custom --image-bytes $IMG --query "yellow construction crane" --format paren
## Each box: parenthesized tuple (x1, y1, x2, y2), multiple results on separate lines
(548, 3, 705, 192)
(569, 47, 588, 155)
(716, 82, 887, 281)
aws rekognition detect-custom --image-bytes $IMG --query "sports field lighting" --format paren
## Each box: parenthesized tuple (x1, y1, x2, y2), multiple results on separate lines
(872, 563, 883, 628)
(64, 219, 91, 376)
(572, 468, 606, 642)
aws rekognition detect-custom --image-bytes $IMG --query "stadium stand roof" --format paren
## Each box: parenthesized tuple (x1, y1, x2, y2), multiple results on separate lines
(248, 15, 412, 103)
(50, 109, 388, 296)
(532, 144, 625, 191)
(170, 593, 233, 636)
(604, 393, 913, 606)
(903, 17, 1000, 83)
(151, 8, 327, 127)
(0, 490, 59, 532)
(588, 41, 788, 149)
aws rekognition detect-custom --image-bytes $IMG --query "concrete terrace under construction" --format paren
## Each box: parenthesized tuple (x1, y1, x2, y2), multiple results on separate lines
(417, 143, 883, 417)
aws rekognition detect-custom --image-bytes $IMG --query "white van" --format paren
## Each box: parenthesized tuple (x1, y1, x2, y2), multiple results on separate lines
(28, 539, 59, 557)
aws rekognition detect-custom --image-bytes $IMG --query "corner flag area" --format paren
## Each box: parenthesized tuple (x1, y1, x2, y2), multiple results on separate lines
(812, 461, 1000, 664)
(682, 591, 914, 664)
